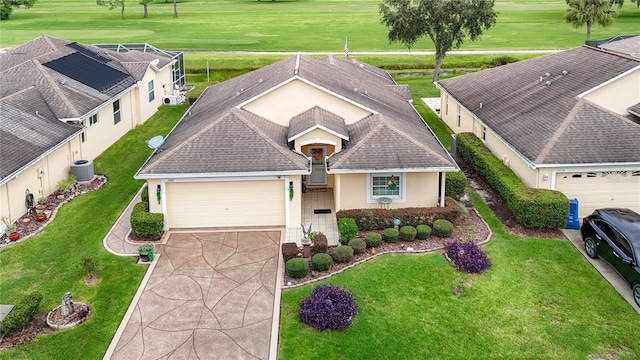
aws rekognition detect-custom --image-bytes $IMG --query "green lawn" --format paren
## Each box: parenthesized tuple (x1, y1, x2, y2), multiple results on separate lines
(278, 193, 640, 359)
(0, 106, 184, 360)
(0, 0, 638, 51)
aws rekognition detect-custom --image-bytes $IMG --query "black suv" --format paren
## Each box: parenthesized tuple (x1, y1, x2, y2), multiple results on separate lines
(581, 208, 640, 307)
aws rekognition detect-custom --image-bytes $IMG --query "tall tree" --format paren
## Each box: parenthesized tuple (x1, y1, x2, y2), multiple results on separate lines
(564, 0, 617, 41)
(173, 0, 178, 18)
(609, 0, 639, 7)
(0, 0, 37, 20)
(140, 0, 152, 18)
(380, 0, 497, 82)
(97, 0, 126, 20)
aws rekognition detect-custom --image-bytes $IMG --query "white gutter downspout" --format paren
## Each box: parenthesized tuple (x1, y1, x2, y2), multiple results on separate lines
(550, 169, 558, 190)
(284, 175, 290, 228)
(161, 179, 168, 231)
(440, 172, 446, 207)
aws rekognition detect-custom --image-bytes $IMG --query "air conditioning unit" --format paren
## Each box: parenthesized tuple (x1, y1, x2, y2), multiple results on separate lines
(163, 95, 178, 105)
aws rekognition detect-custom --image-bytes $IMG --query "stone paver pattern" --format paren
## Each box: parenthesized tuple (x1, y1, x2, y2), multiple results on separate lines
(108, 230, 282, 359)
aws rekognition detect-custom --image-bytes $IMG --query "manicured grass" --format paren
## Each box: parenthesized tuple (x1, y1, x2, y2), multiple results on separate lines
(0, 0, 638, 50)
(0, 106, 184, 360)
(278, 192, 640, 359)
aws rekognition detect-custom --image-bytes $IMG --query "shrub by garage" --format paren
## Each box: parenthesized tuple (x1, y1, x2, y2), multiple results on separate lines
(456, 132, 568, 229)
(130, 202, 163, 240)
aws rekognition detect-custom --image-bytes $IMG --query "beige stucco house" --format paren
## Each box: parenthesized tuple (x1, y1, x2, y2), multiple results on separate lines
(437, 38, 640, 219)
(0, 36, 176, 227)
(135, 55, 458, 237)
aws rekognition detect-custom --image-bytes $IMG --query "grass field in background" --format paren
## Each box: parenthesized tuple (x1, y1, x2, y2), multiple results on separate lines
(0, 0, 638, 51)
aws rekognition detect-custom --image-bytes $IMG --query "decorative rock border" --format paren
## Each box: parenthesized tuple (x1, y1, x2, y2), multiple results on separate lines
(46, 302, 91, 330)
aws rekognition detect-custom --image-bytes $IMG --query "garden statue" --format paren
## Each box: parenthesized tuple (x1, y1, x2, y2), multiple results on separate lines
(301, 223, 312, 244)
(61, 292, 74, 316)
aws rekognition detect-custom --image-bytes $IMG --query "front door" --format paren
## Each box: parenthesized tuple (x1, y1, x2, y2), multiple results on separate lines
(309, 146, 327, 185)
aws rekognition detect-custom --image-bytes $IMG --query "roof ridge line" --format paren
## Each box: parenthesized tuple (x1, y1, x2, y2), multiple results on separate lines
(143, 110, 230, 172)
(330, 115, 383, 168)
(235, 110, 308, 169)
(535, 101, 584, 163)
(33, 59, 81, 118)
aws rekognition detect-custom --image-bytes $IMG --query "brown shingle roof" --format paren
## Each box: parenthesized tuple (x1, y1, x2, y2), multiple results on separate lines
(141, 109, 309, 175)
(288, 106, 348, 141)
(598, 35, 640, 59)
(138, 55, 456, 177)
(438, 46, 640, 165)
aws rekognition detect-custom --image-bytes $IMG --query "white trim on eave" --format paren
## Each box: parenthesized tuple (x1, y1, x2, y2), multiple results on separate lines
(436, 85, 538, 170)
(0, 129, 84, 186)
(134, 169, 311, 180)
(536, 162, 640, 171)
(327, 167, 458, 174)
(577, 65, 640, 98)
(234, 76, 378, 115)
(287, 124, 349, 142)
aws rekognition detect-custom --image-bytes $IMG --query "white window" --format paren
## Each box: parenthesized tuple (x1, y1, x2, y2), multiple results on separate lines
(148, 80, 155, 102)
(81, 120, 86, 143)
(113, 99, 121, 125)
(481, 125, 487, 141)
(456, 104, 461, 127)
(369, 173, 405, 202)
(88, 114, 98, 126)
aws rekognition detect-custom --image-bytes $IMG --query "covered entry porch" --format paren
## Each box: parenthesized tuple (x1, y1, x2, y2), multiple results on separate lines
(285, 188, 340, 246)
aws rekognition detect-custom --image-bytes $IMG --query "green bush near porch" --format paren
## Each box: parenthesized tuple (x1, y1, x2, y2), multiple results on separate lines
(444, 170, 467, 200)
(336, 197, 463, 231)
(130, 202, 163, 240)
(456, 133, 568, 229)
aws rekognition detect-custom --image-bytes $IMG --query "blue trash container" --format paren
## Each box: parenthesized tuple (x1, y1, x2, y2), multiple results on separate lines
(565, 199, 580, 230)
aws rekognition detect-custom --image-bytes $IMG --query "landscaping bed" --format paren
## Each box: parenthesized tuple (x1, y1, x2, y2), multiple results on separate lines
(283, 206, 491, 287)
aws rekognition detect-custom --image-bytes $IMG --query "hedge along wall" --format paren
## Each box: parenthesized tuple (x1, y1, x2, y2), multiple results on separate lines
(444, 170, 467, 200)
(336, 196, 464, 231)
(456, 132, 568, 229)
(130, 201, 164, 239)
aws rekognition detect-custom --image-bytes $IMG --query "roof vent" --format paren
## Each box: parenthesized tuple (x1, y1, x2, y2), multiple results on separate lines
(150, 59, 159, 66)
(359, 63, 364, 69)
(545, 80, 551, 86)
(60, 78, 66, 85)
(562, 70, 568, 75)
(235, 91, 240, 96)
(545, 72, 551, 77)
(353, 87, 358, 93)
(258, 78, 264, 84)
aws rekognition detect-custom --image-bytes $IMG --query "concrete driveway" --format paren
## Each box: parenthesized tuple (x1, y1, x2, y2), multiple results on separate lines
(104, 230, 283, 360)
(563, 230, 640, 314)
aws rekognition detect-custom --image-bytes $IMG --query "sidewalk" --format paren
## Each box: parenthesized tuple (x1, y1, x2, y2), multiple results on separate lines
(102, 185, 145, 257)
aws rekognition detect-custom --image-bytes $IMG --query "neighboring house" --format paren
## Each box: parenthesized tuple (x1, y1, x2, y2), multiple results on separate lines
(0, 36, 176, 226)
(437, 38, 640, 219)
(135, 55, 458, 232)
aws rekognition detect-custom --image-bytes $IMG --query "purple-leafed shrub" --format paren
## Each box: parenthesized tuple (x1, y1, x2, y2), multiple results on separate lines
(298, 284, 358, 331)
(444, 240, 491, 274)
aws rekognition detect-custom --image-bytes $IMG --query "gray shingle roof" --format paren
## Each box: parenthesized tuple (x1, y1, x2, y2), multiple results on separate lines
(141, 108, 309, 175)
(137, 55, 456, 177)
(438, 46, 640, 165)
(1, 35, 167, 183)
(288, 106, 348, 142)
(0, 88, 83, 181)
(598, 35, 640, 59)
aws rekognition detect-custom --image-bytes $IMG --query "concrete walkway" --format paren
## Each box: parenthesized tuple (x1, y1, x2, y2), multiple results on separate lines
(563, 229, 640, 314)
(102, 187, 284, 359)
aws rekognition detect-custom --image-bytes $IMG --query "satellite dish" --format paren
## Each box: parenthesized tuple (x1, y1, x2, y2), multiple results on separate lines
(151, 59, 160, 66)
(146, 135, 164, 153)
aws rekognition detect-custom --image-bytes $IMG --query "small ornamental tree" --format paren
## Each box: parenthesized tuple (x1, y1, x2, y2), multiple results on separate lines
(298, 284, 358, 331)
(444, 240, 491, 273)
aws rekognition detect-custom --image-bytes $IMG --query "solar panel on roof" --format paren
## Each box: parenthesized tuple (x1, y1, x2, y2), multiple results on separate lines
(43, 52, 129, 92)
(67, 42, 111, 63)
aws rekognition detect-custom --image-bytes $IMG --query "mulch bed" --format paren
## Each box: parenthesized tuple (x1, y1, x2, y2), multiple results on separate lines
(1, 175, 108, 247)
(283, 206, 491, 287)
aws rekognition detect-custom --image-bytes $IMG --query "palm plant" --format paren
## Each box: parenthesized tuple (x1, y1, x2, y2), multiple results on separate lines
(564, 0, 617, 41)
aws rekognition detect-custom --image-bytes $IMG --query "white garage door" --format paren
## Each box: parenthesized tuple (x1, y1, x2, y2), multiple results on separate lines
(166, 180, 285, 228)
(555, 171, 640, 218)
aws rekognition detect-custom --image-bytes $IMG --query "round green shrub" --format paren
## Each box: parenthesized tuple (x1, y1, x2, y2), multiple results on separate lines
(332, 245, 354, 263)
(433, 219, 454, 238)
(364, 232, 382, 248)
(416, 225, 432, 240)
(399, 225, 417, 241)
(348, 238, 367, 254)
(286, 258, 309, 278)
(383, 228, 399, 243)
(312, 253, 333, 271)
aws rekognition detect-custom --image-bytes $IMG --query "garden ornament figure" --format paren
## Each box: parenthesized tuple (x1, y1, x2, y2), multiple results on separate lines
(301, 223, 312, 244)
